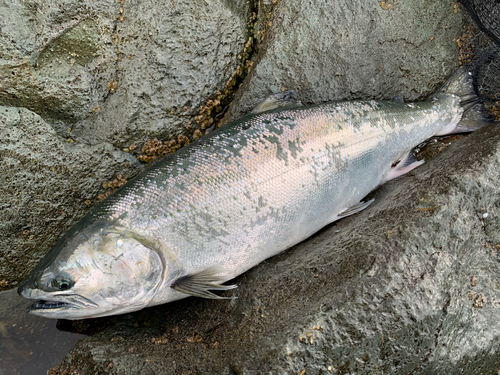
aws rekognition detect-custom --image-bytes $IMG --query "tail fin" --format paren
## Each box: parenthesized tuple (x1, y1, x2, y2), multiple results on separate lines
(435, 66, 493, 133)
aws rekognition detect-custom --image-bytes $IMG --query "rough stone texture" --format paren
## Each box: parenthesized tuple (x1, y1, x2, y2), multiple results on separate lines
(0, 0, 116, 127)
(71, 0, 251, 147)
(0, 0, 250, 146)
(52, 124, 500, 374)
(225, 0, 463, 123)
(0, 106, 141, 287)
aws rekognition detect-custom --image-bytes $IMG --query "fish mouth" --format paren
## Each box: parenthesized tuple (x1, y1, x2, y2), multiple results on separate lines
(27, 294, 98, 312)
(29, 300, 76, 310)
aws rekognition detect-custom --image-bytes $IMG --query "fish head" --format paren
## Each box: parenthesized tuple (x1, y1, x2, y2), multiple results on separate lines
(18, 218, 164, 319)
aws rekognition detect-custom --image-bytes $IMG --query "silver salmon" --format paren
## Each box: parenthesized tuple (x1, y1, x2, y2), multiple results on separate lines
(18, 68, 488, 319)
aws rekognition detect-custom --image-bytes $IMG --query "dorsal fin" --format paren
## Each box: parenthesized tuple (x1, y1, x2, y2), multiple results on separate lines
(251, 91, 303, 114)
(391, 95, 404, 103)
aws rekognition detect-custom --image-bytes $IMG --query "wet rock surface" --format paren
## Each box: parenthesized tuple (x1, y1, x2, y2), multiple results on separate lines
(0, 0, 250, 145)
(0, 289, 85, 375)
(51, 124, 500, 374)
(69, 0, 251, 147)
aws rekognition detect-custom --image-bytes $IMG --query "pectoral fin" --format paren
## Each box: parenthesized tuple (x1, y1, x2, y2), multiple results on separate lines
(171, 267, 237, 299)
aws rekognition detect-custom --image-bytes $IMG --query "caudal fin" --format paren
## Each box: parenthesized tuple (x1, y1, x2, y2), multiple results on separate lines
(436, 66, 493, 133)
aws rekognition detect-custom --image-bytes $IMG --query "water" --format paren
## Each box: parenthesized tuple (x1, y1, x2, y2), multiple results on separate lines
(0, 289, 86, 375)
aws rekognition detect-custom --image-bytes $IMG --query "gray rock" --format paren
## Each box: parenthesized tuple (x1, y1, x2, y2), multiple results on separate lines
(0, 106, 141, 287)
(52, 124, 500, 375)
(0, 0, 116, 126)
(71, 0, 251, 147)
(0, 0, 251, 146)
(225, 0, 463, 123)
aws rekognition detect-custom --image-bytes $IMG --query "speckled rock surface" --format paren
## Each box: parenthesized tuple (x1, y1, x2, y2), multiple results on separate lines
(70, 0, 251, 147)
(0, 0, 251, 146)
(0, 0, 117, 127)
(225, 0, 463, 123)
(52, 124, 500, 374)
(0, 106, 141, 288)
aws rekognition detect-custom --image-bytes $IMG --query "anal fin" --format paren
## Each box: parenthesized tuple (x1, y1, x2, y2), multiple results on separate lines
(338, 198, 375, 219)
(386, 151, 424, 181)
(171, 267, 237, 299)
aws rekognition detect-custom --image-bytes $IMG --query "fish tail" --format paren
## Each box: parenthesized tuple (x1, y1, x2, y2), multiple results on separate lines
(435, 66, 494, 134)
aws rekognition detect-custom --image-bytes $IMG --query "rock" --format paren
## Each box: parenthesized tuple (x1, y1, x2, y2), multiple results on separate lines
(71, 0, 252, 147)
(0, 1, 116, 127)
(224, 0, 463, 123)
(0, 0, 251, 146)
(51, 123, 500, 374)
(0, 106, 141, 287)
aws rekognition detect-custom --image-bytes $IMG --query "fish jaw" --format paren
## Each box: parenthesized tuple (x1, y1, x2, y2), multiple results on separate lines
(27, 294, 99, 319)
(18, 282, 100, 318)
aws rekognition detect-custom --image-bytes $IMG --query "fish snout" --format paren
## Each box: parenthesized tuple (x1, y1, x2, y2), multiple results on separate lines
(17, 279, 29, 297)
(17, 275, 38, 298)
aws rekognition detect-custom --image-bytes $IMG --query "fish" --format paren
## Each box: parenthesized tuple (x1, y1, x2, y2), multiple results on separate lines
(18, 68, 490, 319)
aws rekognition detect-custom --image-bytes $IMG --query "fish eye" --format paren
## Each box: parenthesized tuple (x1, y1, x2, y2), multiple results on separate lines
(52, 274, 74, 291)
